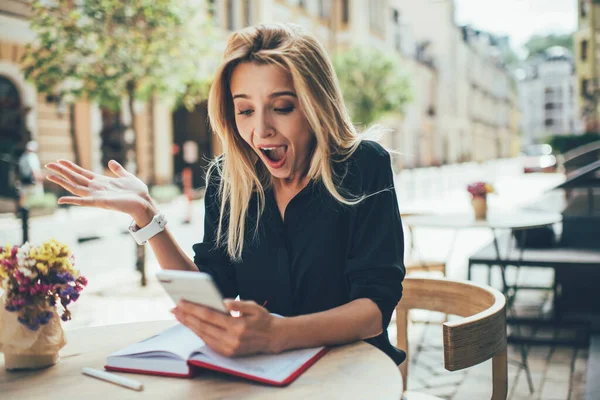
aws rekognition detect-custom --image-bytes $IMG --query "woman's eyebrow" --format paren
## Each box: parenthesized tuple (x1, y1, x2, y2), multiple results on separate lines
(269, 91, 296, 98)
(232, 91, 297, 100)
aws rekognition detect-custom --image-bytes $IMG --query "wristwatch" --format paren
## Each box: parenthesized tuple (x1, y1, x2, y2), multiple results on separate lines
(128, 213, 168, 245)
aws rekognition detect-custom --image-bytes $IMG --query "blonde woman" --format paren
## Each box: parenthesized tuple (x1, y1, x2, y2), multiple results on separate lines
(46, 23, 406, 365)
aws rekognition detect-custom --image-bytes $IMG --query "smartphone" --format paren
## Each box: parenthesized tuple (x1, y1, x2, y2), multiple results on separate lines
(156, 270, 227, 313)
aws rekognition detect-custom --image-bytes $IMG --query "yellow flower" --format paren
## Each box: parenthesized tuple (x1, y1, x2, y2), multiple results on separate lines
(36, 262, 49, 275)
(1, 244, 12, 260)
(29, 239, 76, 276)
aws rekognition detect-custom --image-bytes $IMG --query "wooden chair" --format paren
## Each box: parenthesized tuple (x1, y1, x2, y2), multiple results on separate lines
(396, 277, 507, 400)
(401, 213, 446, 277)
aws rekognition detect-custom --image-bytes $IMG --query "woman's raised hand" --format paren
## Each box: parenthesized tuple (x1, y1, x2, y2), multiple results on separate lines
(45, 159, 154, 222)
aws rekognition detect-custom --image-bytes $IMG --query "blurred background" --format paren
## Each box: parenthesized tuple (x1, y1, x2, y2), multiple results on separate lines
(1, 1, 599, 399)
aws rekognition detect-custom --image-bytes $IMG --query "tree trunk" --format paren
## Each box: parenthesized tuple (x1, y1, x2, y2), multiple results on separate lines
(127, 80, 146, 287)
(69, 104, 80, 165)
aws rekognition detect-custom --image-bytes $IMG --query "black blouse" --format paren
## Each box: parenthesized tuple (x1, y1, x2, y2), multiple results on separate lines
(193, 140, 406, 365)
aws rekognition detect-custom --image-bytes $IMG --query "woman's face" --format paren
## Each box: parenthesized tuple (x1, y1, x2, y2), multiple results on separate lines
(230, 62, 314, 183)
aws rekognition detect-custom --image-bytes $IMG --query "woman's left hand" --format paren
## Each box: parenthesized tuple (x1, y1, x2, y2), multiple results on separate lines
(172, 299, 281, 357)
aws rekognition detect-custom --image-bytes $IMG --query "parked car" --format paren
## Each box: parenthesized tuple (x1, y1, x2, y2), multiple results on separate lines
(521, 144, 558, 173)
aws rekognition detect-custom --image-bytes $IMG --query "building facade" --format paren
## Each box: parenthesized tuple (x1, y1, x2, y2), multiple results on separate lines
(518, 47, 583, 146)
(393, 0, 519, 163)
(215, 0, 439, 168)
(575, 0, 600, 131)
(0, 0, 520, 201)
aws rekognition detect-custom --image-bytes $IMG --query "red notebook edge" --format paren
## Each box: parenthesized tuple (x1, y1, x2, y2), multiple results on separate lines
(104, 364, 194, 379)
(103, 347, 330, 387)
(188, 347, 331, 387)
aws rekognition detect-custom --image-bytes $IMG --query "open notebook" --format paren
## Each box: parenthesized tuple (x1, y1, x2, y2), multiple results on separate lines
(105, 324, 329, 386)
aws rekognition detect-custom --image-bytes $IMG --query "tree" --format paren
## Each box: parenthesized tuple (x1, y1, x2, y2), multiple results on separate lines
(333, 47, 413, 127)
(524, 33, 573, 59)
(21, 0, 223, 285)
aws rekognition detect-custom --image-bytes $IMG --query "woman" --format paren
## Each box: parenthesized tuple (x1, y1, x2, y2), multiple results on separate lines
(46, 23, 406, 365)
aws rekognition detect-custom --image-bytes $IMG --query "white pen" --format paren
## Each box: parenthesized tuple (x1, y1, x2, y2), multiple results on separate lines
(81, 367, 144, 391)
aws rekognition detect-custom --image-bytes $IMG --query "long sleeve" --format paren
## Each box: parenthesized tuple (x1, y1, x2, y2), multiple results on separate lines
(345, 145, 405, 331)
(192, 169, 238, 299)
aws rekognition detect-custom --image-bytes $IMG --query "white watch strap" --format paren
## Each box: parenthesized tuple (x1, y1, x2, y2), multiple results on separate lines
(129, 213, 168, 245)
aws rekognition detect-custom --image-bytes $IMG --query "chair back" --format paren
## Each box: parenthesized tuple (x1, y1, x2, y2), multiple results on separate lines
(396, 277, 507, 400)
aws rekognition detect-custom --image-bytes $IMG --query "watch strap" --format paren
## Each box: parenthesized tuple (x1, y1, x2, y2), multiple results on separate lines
(129, 212, 168, 245)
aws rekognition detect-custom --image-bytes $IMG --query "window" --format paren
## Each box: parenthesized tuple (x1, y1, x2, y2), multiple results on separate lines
(582, 39, 589, 61)
(581, 0, 589, 18)
(582, 79, 589, 97)
(545, 103, 554, 110)
(298, 0, 305, 8)
(0, 76, 23, 143)
(318, 0, 332, 19)
(545, 119, 554, 127)
(244, 0, 252, 27)
(342, 0, 349, 23)
(227, 0, 234, 30)
(393, 9, 400, 24)
(206, 0, 216, 18)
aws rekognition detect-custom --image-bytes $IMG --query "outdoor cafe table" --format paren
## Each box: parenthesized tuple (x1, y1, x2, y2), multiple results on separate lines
(402, 210, 563, 289)
(0, 320, 403, 399)
(402, 210, 562, 394)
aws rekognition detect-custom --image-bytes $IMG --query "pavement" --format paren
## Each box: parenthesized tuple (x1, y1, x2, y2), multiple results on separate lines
(1, 159, 585, 399)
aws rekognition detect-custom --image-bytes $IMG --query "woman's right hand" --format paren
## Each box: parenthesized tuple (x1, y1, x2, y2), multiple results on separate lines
(45, 159, 156, 225)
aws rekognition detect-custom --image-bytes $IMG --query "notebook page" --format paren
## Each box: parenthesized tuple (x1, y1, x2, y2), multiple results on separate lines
(109, 324, 205, 360)
(191, 346, 325, 382)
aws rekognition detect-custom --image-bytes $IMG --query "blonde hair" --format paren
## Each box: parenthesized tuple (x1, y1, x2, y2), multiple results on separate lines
(207, 23, 363, 261)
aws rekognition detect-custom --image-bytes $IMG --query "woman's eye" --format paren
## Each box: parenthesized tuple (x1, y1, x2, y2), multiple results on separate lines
(237, 109, 253, 116)
(274, 106, 294, 114)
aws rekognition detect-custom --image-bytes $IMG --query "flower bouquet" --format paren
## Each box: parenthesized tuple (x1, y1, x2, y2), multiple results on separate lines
(0, 239, 87, 370)
(466, 182, 495, 219)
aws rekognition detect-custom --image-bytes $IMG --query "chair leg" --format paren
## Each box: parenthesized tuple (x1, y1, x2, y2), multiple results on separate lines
(396, 308, 409, 391)
(491, 349, 508, 400)
(520, 344, 535, 394)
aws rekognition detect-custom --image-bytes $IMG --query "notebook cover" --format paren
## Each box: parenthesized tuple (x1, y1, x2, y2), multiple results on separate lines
(187, 347, 330, 387)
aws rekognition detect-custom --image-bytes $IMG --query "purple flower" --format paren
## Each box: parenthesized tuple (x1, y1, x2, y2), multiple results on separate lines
(62, 285, 76, 297)
(38, 311, 53, 325)
(48, 271, 74, 284)
(18, 316, 40, 331)
(5, 304, 20, 312)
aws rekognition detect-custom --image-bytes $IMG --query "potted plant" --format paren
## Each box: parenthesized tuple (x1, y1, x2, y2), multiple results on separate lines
(467, 182, 495, 220)
(0, 240, 87, 370)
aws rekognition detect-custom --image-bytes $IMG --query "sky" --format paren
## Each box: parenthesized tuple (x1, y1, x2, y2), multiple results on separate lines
(455, 0, 577, 56)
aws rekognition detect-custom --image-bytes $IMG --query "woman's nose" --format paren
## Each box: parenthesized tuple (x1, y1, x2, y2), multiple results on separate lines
(254, 113, 274, 138)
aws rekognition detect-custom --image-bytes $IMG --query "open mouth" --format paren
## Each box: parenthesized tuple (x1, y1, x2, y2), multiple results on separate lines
(259, 145, 288, 168)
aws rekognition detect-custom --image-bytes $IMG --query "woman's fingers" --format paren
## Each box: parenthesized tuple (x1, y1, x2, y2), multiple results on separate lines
(224, 299, 261, 316)
(177, 301, 232, 330)
(46, 162, 90, 187)
(57, 159, 95, 180)
(57, 196, 97, 207)
(46, 174, 89, 197)
(108, 160, 131, 178)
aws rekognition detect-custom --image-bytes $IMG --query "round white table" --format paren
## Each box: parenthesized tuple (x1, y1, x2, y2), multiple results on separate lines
(402, 211, 562, 231)
(0, 321, 403, 399)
